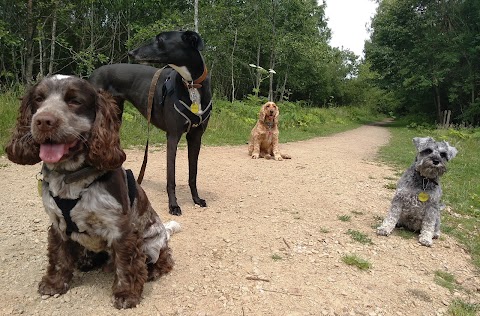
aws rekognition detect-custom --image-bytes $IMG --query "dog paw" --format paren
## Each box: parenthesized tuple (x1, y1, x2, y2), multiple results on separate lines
(194, 198, 207, 207)
(38, 279, 69, 296)
(419, 236, 433, 247)
(113, 294, 140, 309)
(376, 227, 391, 236)
(251, 154, 259, 159)
(274, 156, 283, 161)
(169, 205, 182, 216)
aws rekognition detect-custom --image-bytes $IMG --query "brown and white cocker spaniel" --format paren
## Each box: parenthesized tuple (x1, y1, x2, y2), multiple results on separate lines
(248, 101, 291, 160)
(5, 75, 179, 309)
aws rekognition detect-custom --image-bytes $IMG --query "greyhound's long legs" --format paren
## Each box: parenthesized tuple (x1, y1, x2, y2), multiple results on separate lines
(186, 130, 206, 207)
(166, 133, 182, 215)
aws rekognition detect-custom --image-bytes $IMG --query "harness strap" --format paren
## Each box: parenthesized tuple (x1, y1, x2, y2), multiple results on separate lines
(51, 195, 80, 236)
(125, 169, 137, 208)
(164, 72, 212, 133)
(137, 67, 165, 184)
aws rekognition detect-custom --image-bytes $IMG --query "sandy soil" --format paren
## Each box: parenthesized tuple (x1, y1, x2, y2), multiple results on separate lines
(0, 124, 478, 316)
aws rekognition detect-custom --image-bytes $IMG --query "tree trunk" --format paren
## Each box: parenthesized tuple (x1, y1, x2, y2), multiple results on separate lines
(434, 85, 442, 123)
(255, 43, 261, 97)
(38, 30, 44, 78)
(230, 29, 237, 102)
(25, 0, 35, 86)
(268, 0, 277, 102)
(48, 0, 58, 76)
(194, 0, 199, 33)
(278, 70, 288, 102)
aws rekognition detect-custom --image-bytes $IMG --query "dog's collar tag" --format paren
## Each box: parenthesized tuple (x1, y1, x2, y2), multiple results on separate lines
(191, 102, 199, 113)
(418, 191, 430, 202)
(36, 171, 43, 197)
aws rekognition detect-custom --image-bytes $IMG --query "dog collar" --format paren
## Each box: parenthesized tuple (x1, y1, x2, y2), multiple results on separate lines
(263, 121, 274, 129)
(182, 65, 208, 89)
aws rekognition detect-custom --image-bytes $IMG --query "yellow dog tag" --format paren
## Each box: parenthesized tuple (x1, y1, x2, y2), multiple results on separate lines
(418, 192, 429, 202)
(191, 102, 199, 114)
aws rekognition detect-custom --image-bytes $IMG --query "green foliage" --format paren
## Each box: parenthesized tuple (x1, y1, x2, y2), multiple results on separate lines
(338, 215, 351, 222)
(341, 254, 372, 270)
(448, 299, 480, 316)
(346, 229, 373, 245)
(366, 0, 480, 125)
(434, 270, 457, 293)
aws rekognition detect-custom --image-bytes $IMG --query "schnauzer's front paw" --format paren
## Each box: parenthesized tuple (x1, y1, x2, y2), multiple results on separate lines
(38, 279, 69, 296)
(419, 236, 433, 247)
(274, 155, 283, 161)
(113, 294, 140, 309)
(376, 226, 391, 236)
(251, 153, 259, 159)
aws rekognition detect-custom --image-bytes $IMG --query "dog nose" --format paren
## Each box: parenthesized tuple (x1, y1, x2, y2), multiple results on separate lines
(432, 159, 440, 165)
(34, 113, 58, 131)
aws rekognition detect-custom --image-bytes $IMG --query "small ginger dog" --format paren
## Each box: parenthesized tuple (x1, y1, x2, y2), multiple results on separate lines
(248, 101, 291, 160)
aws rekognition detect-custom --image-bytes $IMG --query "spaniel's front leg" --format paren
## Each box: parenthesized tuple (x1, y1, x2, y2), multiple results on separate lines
(271, 133, 283, 161)
(38, 226, 77, 295)
(111, 229, 148, 309)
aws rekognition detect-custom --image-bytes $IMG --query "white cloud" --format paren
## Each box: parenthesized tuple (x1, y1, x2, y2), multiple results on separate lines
(324, 0, 378, 57)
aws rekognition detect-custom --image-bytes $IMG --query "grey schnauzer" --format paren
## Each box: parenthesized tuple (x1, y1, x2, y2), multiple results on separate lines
(377, 137, 458, 246)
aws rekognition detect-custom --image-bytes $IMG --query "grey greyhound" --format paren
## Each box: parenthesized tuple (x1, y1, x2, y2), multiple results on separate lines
(89, 30, 212, 216)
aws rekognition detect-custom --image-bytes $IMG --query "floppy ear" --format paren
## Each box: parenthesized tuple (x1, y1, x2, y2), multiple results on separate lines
(5, 89, 41, 165)
(87, 90, 126, 170)
(274, 105, 280, 124)
(258, 104, 266, 122)
(182, 31, 204, 50)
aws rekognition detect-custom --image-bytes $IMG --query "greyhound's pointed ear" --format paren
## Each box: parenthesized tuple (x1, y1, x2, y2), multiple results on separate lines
(182, 31, 204, 51)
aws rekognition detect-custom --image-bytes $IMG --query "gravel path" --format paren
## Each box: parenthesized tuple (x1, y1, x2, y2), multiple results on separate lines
(0, 124, 478, 316)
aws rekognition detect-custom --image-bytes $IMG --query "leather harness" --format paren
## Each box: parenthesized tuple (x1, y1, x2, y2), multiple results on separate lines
(137, 66, 212, 184)
(49, 168, 137, 236)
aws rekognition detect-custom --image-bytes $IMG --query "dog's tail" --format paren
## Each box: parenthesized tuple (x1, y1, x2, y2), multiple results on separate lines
(164, 221, 181, 240)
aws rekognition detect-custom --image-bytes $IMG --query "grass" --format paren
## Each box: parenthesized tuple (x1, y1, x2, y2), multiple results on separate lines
(346, 229, 373, 245)
(434, 270, 457, 293)
(271, 253, 283, 261)
(395, 229, 416, 239)
(341, 254, 371, 270)
(337, 215, 351, 222)
(448, 299, 480, 316)
(379, 120, 480, 268)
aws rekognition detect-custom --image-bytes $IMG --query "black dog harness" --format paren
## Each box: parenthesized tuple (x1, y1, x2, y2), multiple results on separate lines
(49, 169, 137, 236)
(162, 71, 212, 133)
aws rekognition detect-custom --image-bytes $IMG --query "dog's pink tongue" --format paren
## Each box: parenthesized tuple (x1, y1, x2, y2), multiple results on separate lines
(39, 143, 72, 163)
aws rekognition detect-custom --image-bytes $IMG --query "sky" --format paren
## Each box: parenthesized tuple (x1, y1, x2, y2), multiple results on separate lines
(324, 0, 378, 57)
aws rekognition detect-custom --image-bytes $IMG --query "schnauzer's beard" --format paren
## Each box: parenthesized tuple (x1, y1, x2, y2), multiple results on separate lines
(415, 157, 446, 179)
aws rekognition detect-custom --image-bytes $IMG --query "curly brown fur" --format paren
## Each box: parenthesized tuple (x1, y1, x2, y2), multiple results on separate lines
(248, 101, 291, 161)
(6, 75, 179, 309)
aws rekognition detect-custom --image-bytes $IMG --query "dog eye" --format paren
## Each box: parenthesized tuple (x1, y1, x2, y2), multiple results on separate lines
(67, 98, 82, 107)
(34, 96, 45, 103)
(440, 152, 447, 159)
(421, 149, 433, 155)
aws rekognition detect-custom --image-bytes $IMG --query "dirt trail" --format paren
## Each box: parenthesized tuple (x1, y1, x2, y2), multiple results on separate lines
(0, 124, 478, 316)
